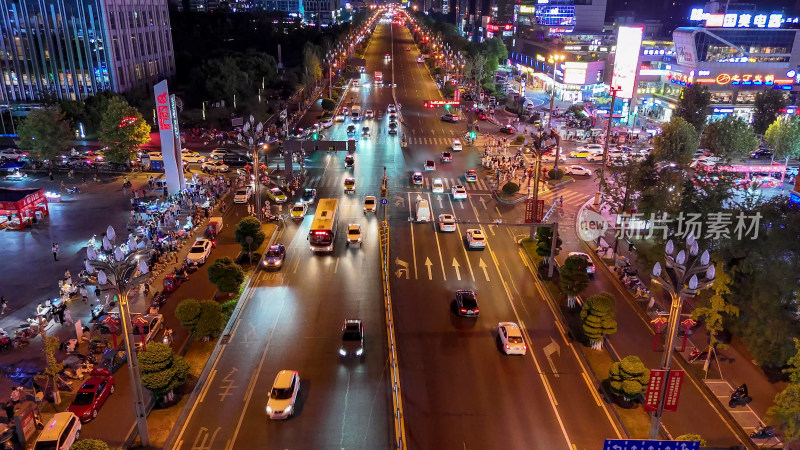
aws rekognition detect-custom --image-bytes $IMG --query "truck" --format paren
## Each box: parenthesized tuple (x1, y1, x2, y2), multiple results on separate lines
(351, 105, 362, 122)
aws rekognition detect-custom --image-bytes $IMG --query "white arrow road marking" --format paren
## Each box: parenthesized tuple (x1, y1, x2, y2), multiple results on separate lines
(424, 257, 433, 280)
(478, 258, 490, 282)
(394, 257, 409, 279)
(543, 337, 562, 378)
(437, 196, 443, 208)
(479, 197, 488, 209)
(452, 258, 462, 281)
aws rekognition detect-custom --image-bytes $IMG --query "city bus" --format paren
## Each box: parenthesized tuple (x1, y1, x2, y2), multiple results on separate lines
(308, 198, 339, 252)
(351, 105, 362, 122)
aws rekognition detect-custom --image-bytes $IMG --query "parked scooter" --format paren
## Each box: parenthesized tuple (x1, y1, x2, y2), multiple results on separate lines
(729, 384, 752, 408)
(688, 348, 709, 362)
(750, 422, 776, 439)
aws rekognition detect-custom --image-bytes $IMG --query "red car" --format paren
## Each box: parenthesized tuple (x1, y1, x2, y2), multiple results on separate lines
(67, 369, 115, 422)
(476, 110, 488, 120)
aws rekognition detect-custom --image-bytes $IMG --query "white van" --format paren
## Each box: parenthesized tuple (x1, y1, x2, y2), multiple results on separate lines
(35, 412, 82, 450)
(415, 200, 431, 222)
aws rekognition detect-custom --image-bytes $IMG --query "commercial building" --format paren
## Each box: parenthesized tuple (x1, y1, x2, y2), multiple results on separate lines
(0, 0, 176, 104)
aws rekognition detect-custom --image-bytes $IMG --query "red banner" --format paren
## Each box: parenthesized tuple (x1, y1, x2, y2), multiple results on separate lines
(664, 370, 685, 412)
(524, 198, 534, 223)
(644, 370, 665, 412)
(535, 200, 545, 222)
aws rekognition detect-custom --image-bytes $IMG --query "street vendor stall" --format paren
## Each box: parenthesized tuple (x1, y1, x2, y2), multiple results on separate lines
(0, 188, 48, 230)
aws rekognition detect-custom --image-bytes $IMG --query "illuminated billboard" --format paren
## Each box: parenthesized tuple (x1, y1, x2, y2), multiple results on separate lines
(563, 62, 588, 85)
(612, 26, 644, 99)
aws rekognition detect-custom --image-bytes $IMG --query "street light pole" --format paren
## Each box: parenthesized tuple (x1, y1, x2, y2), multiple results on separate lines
(546, 54, 564, 131)
(647, 234, 716, 439)
(596, 86, 621, 205)
(85, 228, 154, 446)
(239, 116, 266, 221)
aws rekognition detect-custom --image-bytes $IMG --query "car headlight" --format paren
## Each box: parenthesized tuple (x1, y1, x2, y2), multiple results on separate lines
(284, 405, 292, 414)
(266, 405, 272, 413)
(339, 348, 347, 356)
(356, 348, 364, 356)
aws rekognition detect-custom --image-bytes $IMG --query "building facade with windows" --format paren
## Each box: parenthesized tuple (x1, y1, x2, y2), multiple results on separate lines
(0, 0, 175, 103)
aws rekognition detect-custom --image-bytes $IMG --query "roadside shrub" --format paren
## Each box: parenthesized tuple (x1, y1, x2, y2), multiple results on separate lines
(321, 98, 336, 111)
(548, 168, 564, 180)
(512, 135, 525, 145)
(501, 182, 520, 194)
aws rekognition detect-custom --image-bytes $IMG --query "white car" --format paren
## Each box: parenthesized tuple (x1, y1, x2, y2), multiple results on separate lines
(334, 114, 345, 122)
(266, 370, 300, 420)
(691, 155, 723, 167)
(451, 185, 467, 200)
(363, 195, 377, 213)
(186, 238, 213, 265)
(498, 322, 527, 355)
(564, 165, 592, 176)
(542, 153, 567, 163)
(438, 214, 456, 232)
(387, 104, 397, 113)
(465, 229, 486, 249)
(346, 224, 363, 246)
(181, 150, 206, 163)
(577, 144, 604, 153)
(321, 118, 334, 128)
(202, 160, 229, 172)
(585, 153, 605, 162)
(210, 149, 230, 159)
(365, 109, 375, 119)
(290, 202, 308, 219)
(233, 186, 253, 203)
(569, 251, 596, 276)
(0, 148, 27, 160)
(451, 139, 463, 152)
(432, 178, 444, 193)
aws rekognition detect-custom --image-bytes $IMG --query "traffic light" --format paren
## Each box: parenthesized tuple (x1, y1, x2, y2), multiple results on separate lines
(444, 104, 451, 110)
(312, 132, 319, 141)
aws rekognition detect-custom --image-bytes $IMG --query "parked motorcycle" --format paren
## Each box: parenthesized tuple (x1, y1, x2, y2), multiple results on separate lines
(729, 384, 752, 408)
(688, 348, 709, 362)
(750, 422, 776, 439)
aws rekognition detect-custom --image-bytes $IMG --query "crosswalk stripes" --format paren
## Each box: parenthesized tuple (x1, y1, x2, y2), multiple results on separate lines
(406, 137, 453, 146)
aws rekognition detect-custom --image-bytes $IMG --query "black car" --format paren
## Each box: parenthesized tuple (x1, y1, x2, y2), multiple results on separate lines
(347, 125, 356, 135)
(455, 290, 480, 317)
(222, 154, 253, 166)
(500, 125, 516, 134)
(300, 188, 317, 204)
(751, 149, 773, 160)
(339, 319, 364, 358)
(388, 122, 398, 135)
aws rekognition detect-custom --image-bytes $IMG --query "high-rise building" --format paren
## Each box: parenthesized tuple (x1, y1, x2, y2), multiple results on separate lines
(0, 0, 176, 103)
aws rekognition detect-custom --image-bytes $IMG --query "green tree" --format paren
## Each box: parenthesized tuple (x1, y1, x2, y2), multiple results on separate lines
(580, 292, 617, 349)
(559, 256, 590, 308)
(70, 439, 111, 450)
(534, 228, 562, 268)
(303, 44, 322, 86)
(207, 257, 245, 294)
(235, 50, 279, 92)
(481, 37, 507, 73)
(139, 342, 190, 404)
(769, 339, 800, 441)
(175, 298, 225, 339)
(16, 108, 73, 162)
(700, 116, 759, 160)
(191, 57, 250, 104)
(653, 116, 699, 167)
(321, 98, 336, 111)
(43, 335, 64, 404)
(765, 116, 800, 165)
(675, 84, 711, 133)
(608, 355, 650, 402)
(674, 434, 707, 446)
(691, 264, 738, 373)
(753, 88, 789, 135)
(98, 97, 151, 164)
(235, 216, 266, 255)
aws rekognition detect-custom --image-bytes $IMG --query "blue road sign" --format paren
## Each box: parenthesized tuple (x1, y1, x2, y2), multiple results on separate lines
(381, 197, 388, 205)
(603, 440, 699, 450)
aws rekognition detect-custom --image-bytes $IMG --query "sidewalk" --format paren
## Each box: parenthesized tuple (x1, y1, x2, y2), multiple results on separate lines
(579, 198, 784, 447)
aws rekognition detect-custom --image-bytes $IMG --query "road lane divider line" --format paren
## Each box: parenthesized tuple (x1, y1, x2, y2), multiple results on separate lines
(407, 192, 418, 280)
(582, 373, 603, 407)
(198, 369, 216, 404)
(553, 320, 568, 345)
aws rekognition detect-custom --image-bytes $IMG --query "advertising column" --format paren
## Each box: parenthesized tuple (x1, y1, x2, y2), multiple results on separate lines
(153, 80, 185, 195)
(612, 26, 644, 124)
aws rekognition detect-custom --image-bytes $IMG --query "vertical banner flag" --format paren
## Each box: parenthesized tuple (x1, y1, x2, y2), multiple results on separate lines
(154, 80, 185, 195)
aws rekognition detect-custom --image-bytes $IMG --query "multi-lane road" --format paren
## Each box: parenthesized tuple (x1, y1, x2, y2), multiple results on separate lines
(170, 16, 748, 450)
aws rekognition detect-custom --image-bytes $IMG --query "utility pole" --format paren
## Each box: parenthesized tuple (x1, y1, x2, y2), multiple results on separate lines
(546, 53, 565, 131)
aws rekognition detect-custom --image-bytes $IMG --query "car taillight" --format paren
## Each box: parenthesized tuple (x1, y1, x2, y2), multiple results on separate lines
(505, 344, 510, 349)
(460, 308, 466, 313)
(523, 344, 527, 349)
(474, 308, 479, 313)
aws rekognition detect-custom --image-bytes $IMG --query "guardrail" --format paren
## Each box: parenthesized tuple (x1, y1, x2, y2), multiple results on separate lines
(378, 223, 407, 449)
